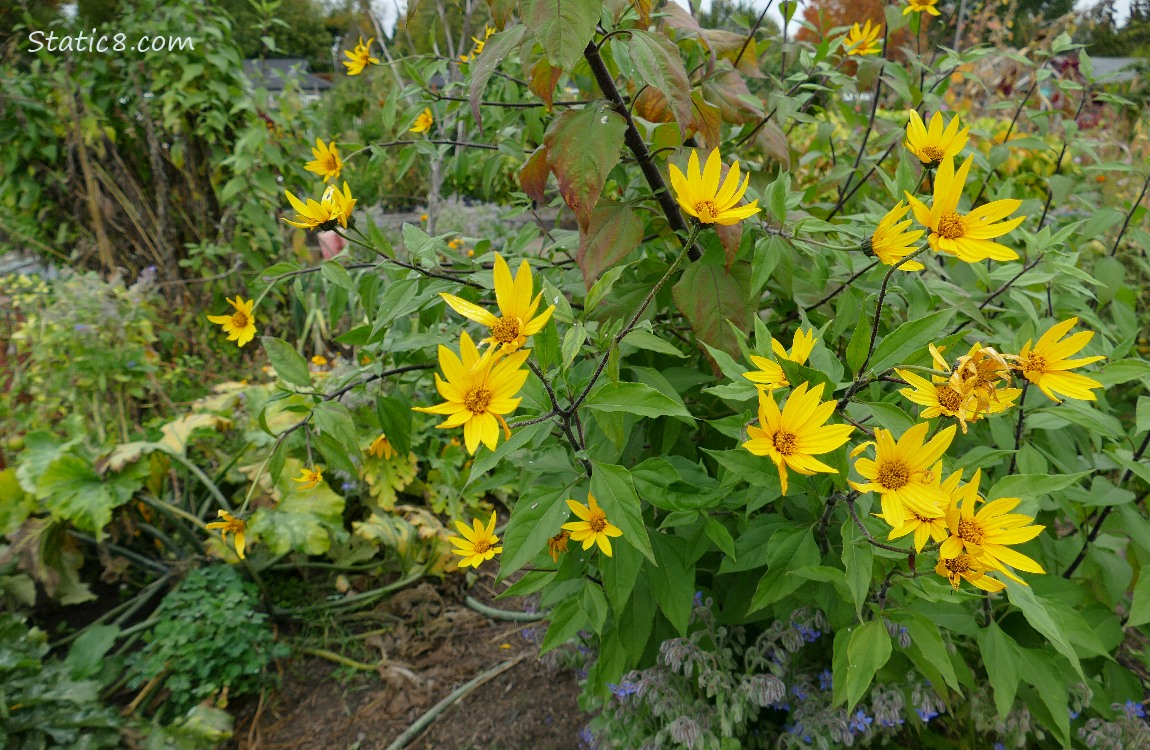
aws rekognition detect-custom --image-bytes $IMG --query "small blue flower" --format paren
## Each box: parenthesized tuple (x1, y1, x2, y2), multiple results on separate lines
(793, 624, 821, 642)
(1123, 699, 1145, 719)
(917, 707, 939, 722)
(694, 590, 704, 606)
(608, 680, 639, 699)
(127, 360, 137, 367)
(791, 684, 808, 701)
(578, 726, 596, 749)
(340, 481, 355, 492)
(74, 324, 90, 332)
(877, 716, 904, 727)
(849, 710, 873, 733)
(994, 744, 1006, 750)
(1069, 709, 1080, 720)
(818, 669, 833, 691)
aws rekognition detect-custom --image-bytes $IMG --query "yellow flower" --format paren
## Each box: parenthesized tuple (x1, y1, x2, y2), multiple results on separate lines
(668, 148, 760, 225)
(459, 25, 495, 63)
(283, 182, 356, 230)
(743, 328, 817, 391)
(896, 367, 1019, 432)
(843, 20, 882, 56)
(905, 156, 1025, 263)
(207, 296, 257, 348)
(439, 253, 555, 353)
(1012, 317, 1106, 402)
(868, 201, 925, 271)
(881, 461, 952, 552)
(562, 494, 623, 557)
(311, 355, 328, 367)
(413, 331, 531, 454)
(905, 111, 968, 167)
(342, 36, 379, 76)
(904, 0, 941, 15)
(851, 423, 955, 528)
(304, 138, 343, 183)
(945, 343, 1015, 417)
(449, 510, 503, 569)
(292, 466, 323, 490)
(448, 237, 464, 250)
(410, 108, 433, 134)
(939, 469, 1045, 586)
(742, 382, 854, 495)
(206, 510, 248, 559)
(547, 529, 571, 562)
(420, 213, 429, 222)
(368, 433, 397, 459)
(935, 553, 1005, 592)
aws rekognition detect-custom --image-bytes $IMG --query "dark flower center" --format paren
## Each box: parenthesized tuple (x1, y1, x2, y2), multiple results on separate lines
(877, 460, 911, 490)
(464, 387, 492, 414)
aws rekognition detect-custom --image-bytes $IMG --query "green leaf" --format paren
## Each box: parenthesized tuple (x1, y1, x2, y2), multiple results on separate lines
(1005, 583, 1083, 679)
(581, 582, 609, 634)
(705, 517, 737, 559)
(522, 0, 602, 70)
(865, 308, 955, 375)
(590, 462, 656, 564)
(250, 464, 345, 556)
(584, 381, 693, 419)
(673, 261, 752, 360)
(375, 394, 412, 456)
(578, 201, 644, 286)
(776, 358, 834, 395)
(986, 471, 1091, 502)
(0, 468, 37, 535)
(841, 520, 873, 619)
(843, 620, 892, 711)
(469, 25, 528, 126)
(649, 533, 693, 635)
(1128, 572, 1150, 628)
(749, 528, 819, 612)
(626, 31, 693, 131)
(602, 535, 644, 613)
(261, 336, 311, 388)
(498, 484, 575, 578)
(978, 622, 1019, 719)
(622, 330, 686, 358)
(66, 624, 120, 680)
(320, 260, 355, 292)
(1017, 648, 1071, 747)
(901, 615, 960, 691)
(36, 455, 145, 539)
(542, 101, 627, 228)
(311, 401, 359, 457)
(540, 597, 588, 654)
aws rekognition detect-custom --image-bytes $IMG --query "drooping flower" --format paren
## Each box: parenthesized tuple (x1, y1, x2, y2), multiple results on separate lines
(547, 529, 571, 562)
(459, 25, 495, 63)
(895, 367, 1019, 432)
(342, 36, 379, 76)
(207, 296, 257, 348)
(562, 494, 623, 557)
(851, 423, 956, 528)
(905, 156, 1025, 263)
(868, 201, 925, 270)
(843, 20, 882, 56)
(744, 328, 817, 391)
(945, 343, 1015, 416)
(903, 0, 941, 15)
(449, 510, 503, 568)
(304, 138, 343, 183)
(292, 466, 324, 490)
(409, 108, 433, 133)
(742, 382, 855, 495)
(1011, 317, 1106, 402)
(935, 552, 1005, 592)
(881, 462, 952, 551)
(905, 111, 968, 167)
(939, 469, 1045, 586)
(668, 148, 760, 225)
(283, 182, 357, 230)
(368, 433, 397, 459)
(206, 510, 248, 560)
(439, 253, 555, 353)
(413, 331, 530, 454)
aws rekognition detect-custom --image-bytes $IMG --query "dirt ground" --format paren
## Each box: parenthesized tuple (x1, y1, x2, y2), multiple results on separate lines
(230, 581, 585, 750)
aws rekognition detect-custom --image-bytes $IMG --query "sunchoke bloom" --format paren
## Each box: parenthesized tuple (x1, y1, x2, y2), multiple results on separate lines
(368, 433, 396, 459)
(743, 328, 817, 391)
(311, 355, 328, 367)
(207, 296, 257, 348)
(668, 148, 760, 225)
(292, 466, 324, 490)
(548, 529, 571, 562)
(896, 367, 1018, 433)
(882, 462, 952, 552)
(905, 156, 1025, 263)
(1012, 317, 1105, 402)
(935, 552, 1005, 592)
(206, 510, 248, 560)
(409, 108, 433, 133)
(439, 253, 555, 353)
(904, 0, 941, 15)
(449, 511, 503, 569)
(304, 138, 343, 183)
(563, 494, 623, 557)
(283, 182, 356, 230)
(851, 423, 955, 528)
(939, 469, 1045, 586)
(342, 36, 379, 75)
(459, 25, 495, 63)
(905, 111, 968, 167)
(867, 201, 925, 270)
(413, 331, 530, 454)
(742, 382, 854, 495)
(843, 20, 882, 56)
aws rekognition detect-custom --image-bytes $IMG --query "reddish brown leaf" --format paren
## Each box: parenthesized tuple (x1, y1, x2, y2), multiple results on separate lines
(700, 66, 764, 125)
(632, 86, 675, 123)
(716, 222, 742, 271)
(542, 103, 627, 229)
(519, 145, 550, 203)
(702, 29, 763, 78)
(528, 57, 563, 110)
(578, 201, 644, 288)
(485, 0, 516, 29)
(672, 260, 752, 360)
(625, 30, 693, 136)
(755, 121, 791, 170)
(688, 91, 722, 150)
